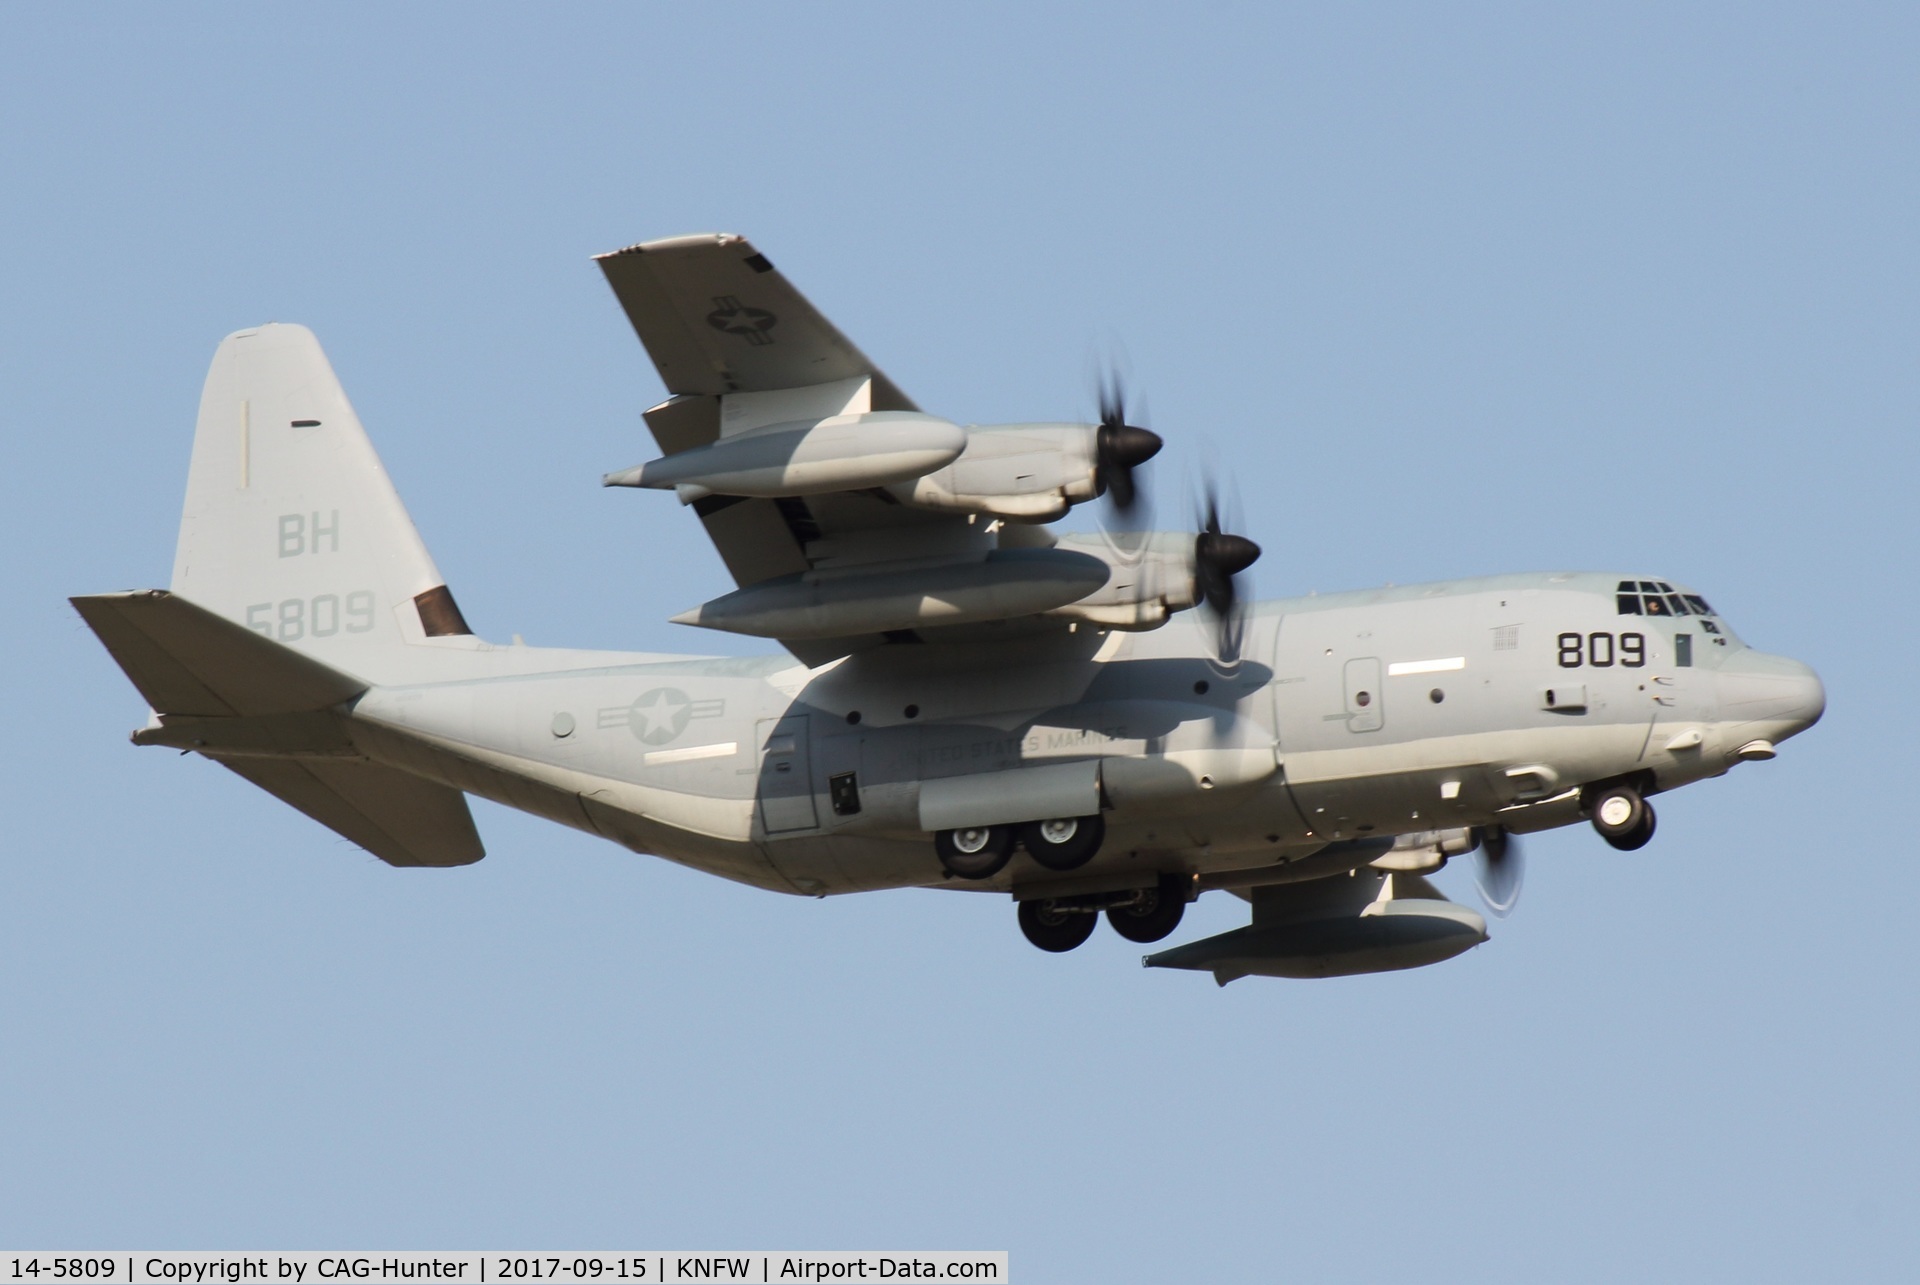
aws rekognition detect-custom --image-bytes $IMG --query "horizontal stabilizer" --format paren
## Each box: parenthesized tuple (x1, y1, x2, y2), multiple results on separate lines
(75, 590, 482, 868)
(213, 754, 483, 868)
(72, 590, 366, 717)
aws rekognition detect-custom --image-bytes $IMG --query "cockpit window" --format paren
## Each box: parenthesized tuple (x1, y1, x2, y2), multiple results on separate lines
(1617, 580, 1716, 617)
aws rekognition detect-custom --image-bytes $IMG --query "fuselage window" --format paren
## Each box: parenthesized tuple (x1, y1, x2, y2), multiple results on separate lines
(1675, 634, 1693, 667)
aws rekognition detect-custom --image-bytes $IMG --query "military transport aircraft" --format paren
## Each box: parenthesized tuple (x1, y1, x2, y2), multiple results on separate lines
(73, 234, 1825, 983)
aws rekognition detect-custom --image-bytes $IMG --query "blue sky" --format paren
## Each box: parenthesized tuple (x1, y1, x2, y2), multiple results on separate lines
(3, 4, 1915, 1280)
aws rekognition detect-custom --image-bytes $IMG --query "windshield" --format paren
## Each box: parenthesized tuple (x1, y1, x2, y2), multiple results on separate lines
(1615, 580, 1715, 619)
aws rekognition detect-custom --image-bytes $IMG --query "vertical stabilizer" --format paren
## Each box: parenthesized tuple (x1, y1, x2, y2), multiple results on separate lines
(172, 325, 474, 678)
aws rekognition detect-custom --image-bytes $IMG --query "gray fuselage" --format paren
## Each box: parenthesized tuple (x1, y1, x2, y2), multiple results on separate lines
(343, 570, 1824, 898)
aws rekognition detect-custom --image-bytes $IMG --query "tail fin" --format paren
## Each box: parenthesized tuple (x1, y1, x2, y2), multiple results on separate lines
(171, 324, 476, 679)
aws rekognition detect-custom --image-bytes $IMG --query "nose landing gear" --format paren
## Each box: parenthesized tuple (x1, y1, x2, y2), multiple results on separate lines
(1588, 782, 1657, 851)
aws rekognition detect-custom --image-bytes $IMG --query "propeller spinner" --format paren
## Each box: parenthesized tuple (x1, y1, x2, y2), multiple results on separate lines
(1094, 379, 1162, 515)
(1193, 491, 1261, 658)
(1089, 373, 1260, 658)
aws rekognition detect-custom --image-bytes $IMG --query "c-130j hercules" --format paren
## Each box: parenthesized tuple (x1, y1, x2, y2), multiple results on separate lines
(74, 234, 1825, 983)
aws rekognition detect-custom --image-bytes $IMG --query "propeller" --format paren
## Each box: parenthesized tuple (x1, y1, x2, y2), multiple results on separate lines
(1193, 487, 1261, 659)
(1094, 375, 1163, 517)
(1471, 824, 1525, 918)
(1087, 370, 1259, 658)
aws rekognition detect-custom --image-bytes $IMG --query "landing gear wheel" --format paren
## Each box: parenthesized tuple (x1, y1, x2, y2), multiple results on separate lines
(1605, 800, 1656, 851)
(1106, 876, 1188, 944)
(935, 825, 1014, 879)
(1017, 814, 1106, 872)
(1018, 899, 1097, 952)
(1590, 784, 1657, 851)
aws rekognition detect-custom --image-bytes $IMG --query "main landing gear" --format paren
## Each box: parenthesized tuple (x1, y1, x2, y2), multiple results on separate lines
(935, 814, 1105, 880)
(933, 815, 1180, 954)
(1016, 875, 1190, 953)
(1588, 781, 1657, 851)
(1017, 898, 1098, 952)
(934, 825, 1015, 879)
(1017, 814, 1105, 871)
(1105, 878, 1188, 944)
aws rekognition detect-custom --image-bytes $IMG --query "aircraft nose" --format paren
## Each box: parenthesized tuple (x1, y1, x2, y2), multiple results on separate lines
(1715, 649, 1825, 755)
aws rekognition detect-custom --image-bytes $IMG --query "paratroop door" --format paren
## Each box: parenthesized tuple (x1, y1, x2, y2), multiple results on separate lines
(1344, 657, 1383, 732)
(756, 715, 819, 833)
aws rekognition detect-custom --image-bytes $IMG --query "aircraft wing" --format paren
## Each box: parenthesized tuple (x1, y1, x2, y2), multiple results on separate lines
(596, 233, 917, 407)
(598, 235, 1036, 665)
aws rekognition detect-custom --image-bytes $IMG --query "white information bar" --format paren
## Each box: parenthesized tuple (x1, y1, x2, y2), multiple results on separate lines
(0, 1256, 1007, 1285)
(1386, 656, 1466, 677)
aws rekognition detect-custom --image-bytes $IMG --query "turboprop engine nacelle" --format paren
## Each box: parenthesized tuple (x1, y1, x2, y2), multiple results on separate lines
(607, 415, 1129, 524)
(603, 412, 968, 501)
(887, 422, 1102, 521)
(1041, 532, 1201, 630)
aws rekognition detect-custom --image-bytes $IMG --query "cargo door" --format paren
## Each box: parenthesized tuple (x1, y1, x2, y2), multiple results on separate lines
(756, 714, 819, 833)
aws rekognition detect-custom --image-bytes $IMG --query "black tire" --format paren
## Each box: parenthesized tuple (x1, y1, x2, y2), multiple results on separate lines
(1017, 814, 1105, 872)
(1589, 784, 1646, 842)
(935, 825, 1014, 879)
(1018, 899, 1097, 952)
(1603, 799, 1657, 852)
(1106, 876, 1188, 944)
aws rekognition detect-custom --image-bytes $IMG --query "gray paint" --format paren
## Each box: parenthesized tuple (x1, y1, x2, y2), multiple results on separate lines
(74, 254, 1828, 980)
